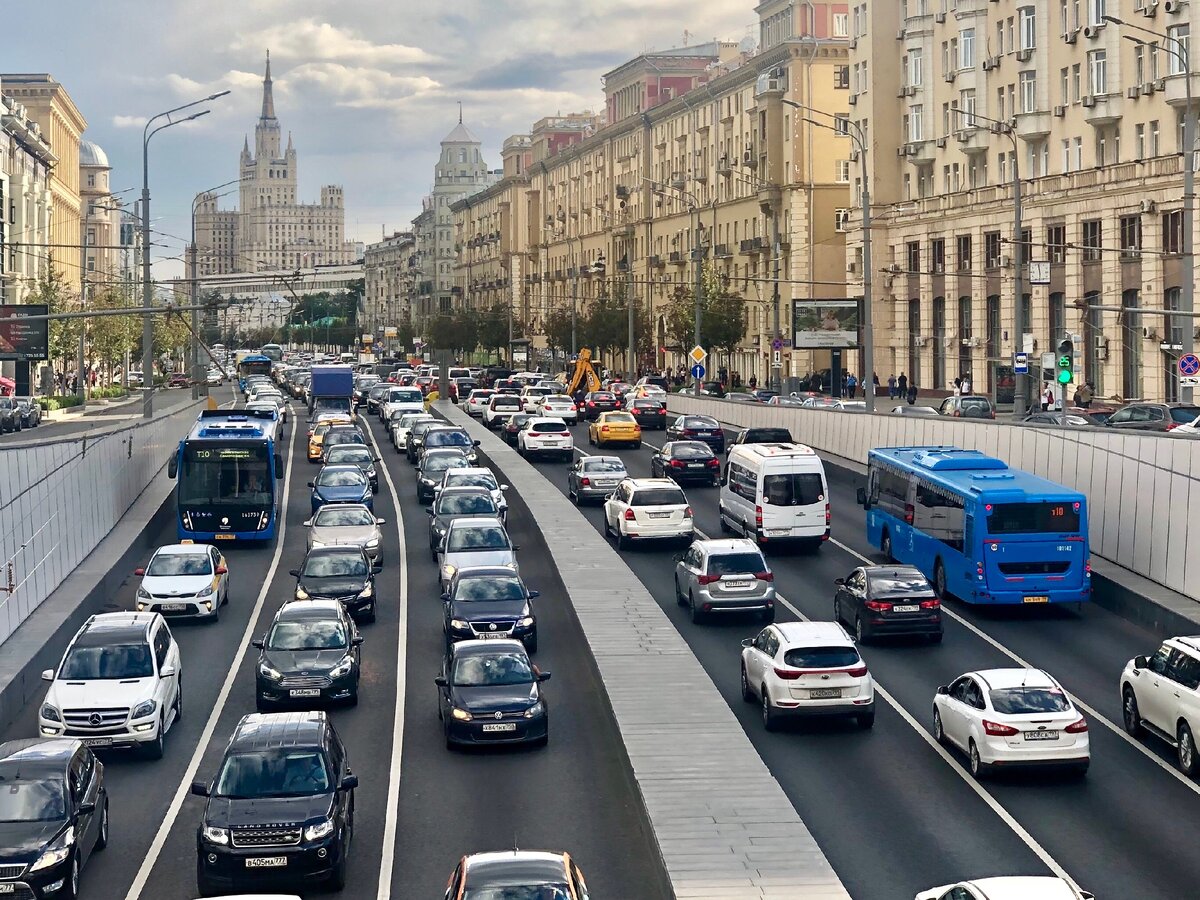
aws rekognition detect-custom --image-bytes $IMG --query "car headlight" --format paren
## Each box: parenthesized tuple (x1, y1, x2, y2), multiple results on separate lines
(258, 662, 283, 681)
(30, 836, 74, 872)
(519, 616, 535, 627)
(136, 586, 152, 600)
(330, 656, 355, 678)
(366, 538, 380, 548)
(358, 582, 374, 598)
(193, 584, 215, 598)
(40, 704, 61, 723)
(524, 701, 545, 719)
(367, 466, 376, 478)
(450, 618, 469, 630)
(304, 818, 335, 842)
(450, 707, 473, 721)
(310, 540, 326, 550)
(295, 586, 310, 600)
(441, 564, 457, 581)
(131, 699, 157, 720)
(201, 825, 230, 846)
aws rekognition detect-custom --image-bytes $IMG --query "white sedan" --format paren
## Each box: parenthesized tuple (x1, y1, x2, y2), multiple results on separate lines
(537, 394, 579, 424)
(135, 543, 229, 621)
(933, 668, 1089, 778)
(916, 876, 1093, 900)
(517, 417, 573, 461)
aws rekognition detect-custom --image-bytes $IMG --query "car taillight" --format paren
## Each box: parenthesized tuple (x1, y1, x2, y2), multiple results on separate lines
(755, 505, 763, 527)
(754, 571, 774, 582)
(826, 503, 831, 524)
(580, 476, 591, 486)
(559, 431, 571, 437)
(904, 503, 915, 525)
(708, 458, 720, 467)
(684, 506, 693, 517)
(1065, 717, 1089, 733)
(601, 425, 609, 432)
(670, 459, 685, 468)
(989, 411, 996, 419)
(865, 600, 892, 611)
(682, 428, 695, 436)
(697, 574, 721, 585)
(624, 508, 636, 520)
(587, 400, 595, 407)
(919, 598, 941, 609)
(772, 667, 802, 680)
(846, 665, 868, 677)
(615, 401, 622, 408)
(1085, 560, 1091, 575)
(983, 719, 1019, 736)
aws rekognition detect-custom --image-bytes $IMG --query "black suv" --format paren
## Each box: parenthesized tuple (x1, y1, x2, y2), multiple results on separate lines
(254, 600, 363, 711)
(725, 426, 794, 458)
(290, 546, 381, 623)
(192, 711, 357, 896)
(0, 738, 107, 898)
(442, 566, 540, 652)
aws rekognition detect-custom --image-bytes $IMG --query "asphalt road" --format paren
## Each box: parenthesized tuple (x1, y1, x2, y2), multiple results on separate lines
(497, 412, 1200, 899)
(0, 387, 667, 899)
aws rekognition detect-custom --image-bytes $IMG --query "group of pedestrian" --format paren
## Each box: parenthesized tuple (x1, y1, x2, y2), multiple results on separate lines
(885, 372, 919, 404)
(951, 374, 973, 396)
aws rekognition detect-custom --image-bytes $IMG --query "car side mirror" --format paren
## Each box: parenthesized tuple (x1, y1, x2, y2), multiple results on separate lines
(1134, 655, 1150, 669)
(673, 551, 684, 562)
(252, 638, 264, 649)
(190, 781, 209, 798)
(306, 481, 315, 488)
(834, 577, 845, 586)
(75, 801, 96, 817)
(340, 774, 359, 791)
(500, 484, 510, 491)
(426, 508, 435, 516)
(537, 672, 552, 682)
(857, 486, 870, 509)
(528, 589, 540, 599)
(352, 636, 364, 646)
(216, 565, 228, 575)
(288, 569, 299, 577)
(302, 519, 312, 527)
(167, 457, 178, 479)
(511, 545, 520, 552)
(41, 669, 54, 682)
(473, 440, 481, 446)
(160, 665, 177, 678)
(374, 517, 386, 524)
(936, 685, 950, 696)
(134, 567, 146, 576)
(372, 564, 383, 574)
(741, 638, 753, 648)
(434, 675, 448, 687)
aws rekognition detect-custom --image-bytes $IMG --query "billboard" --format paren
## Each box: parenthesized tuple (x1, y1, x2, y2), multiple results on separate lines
(792, 298, 861, 349)
(0, 305, 49, 361)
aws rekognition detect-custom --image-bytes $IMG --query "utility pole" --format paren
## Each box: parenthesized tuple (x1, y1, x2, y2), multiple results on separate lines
(626, 246, 636, 378)
(771, 206, 782, 394)
(693, 206, 704, 392)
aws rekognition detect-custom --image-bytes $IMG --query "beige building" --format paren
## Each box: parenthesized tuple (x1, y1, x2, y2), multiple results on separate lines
(850, 0, 1200, 405)
(452, 2, 853, 382)
(363, 231, 415, 337)
(0, 87, 55, 305)
(79, 140, 121, 293)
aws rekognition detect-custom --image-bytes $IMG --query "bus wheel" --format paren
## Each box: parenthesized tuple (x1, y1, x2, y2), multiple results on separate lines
(934, 560, 948, 600)
(881, 531, 893, 561)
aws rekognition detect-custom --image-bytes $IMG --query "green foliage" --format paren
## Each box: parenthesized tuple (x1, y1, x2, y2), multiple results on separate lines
(392, 310, 415, 351)
(27, 263, 79, 367)
(38, 395, 84, 411)
(475, 306, 510, 362)
(660, 264, 746, 356)
(88, 288, 139, 372)
(542, 306, 574, 356)
(426, 311, 479, 354)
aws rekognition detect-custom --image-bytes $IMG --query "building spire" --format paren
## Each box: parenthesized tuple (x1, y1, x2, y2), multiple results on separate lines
(261, 50, 276, 120)
(458, 100, 462, 124)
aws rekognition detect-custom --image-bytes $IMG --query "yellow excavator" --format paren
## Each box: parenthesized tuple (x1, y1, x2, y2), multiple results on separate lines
(566, 348, 602, 397)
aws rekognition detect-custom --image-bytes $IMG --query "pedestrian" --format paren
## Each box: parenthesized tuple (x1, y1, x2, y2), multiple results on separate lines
(906, 383, 918, 405)
(872, 372, 880, 396)
(960, 374, 971, 395)
(749, 375, 758, 390)
(887, 374, 897, 398)
(1076, 382, 1094, 408)
(897, 372, 908, 397)
(953, 377, 962, 396)
(846, 372, 857, 397)
(1042, 382, 1055, 411)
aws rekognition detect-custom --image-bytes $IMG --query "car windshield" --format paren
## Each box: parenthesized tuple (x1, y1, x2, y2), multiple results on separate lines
(493, 398, 522, 408)
(0, 778, 66, 822)
(989, 687, 1072, 714)
(782, 646, 860, 668)
(868, 573, 934, 597)
(707, 553, 766, 575)
(389, 390, 424, 403)
(147, 552, 211, 577)
(456, 576, 526, 601)
(427, 431, 471, 447)
(447, 526, 509, 552)
(327, 447, 372, 464)
(303, 554, 368, 577)
(605, 413, 635, 424)
(317, 469, 366, 487)
(325, 431, 364, 446)
(314, 507, 374, 527)
(451, 651, 534, 686)
(464, 887, 570, 900)
(214, 749, 331, 799)
(763, 473, 825, 506)
(447, 473, 499, 491)
(438, 494, 497, 515)
(424, 454, 468, 473)
(583, 459, 625, 473)
(268, 619, 348, 650)
(670, 443, 713, 459)
(61, 642, 155, 679)
(631, 488, 686, 507)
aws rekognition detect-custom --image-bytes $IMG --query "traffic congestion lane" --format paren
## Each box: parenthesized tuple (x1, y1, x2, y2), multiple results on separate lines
(356, 415, 672, 900)
(126, 410, 405, 899)
(536, 418, 1200, 897)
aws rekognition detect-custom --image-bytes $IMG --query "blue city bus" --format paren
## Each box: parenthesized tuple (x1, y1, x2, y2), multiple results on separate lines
(259, 343, 284, 363)
(860, 447, 1090, 606)
(237, 354, 273, 391)
(167, 410, 284, 542)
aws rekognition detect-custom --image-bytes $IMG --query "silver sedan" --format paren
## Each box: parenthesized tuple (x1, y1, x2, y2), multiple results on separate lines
(567, 455, 627, 505)
(303, 503, 385, 563)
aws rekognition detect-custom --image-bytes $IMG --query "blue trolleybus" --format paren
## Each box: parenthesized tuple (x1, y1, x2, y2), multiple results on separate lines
(860, 447, 1090, 606)
(237, 353, 273, 392)
(167, 409, 284, 542)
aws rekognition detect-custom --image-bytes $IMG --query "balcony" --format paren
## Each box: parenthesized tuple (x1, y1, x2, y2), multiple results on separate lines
(903, 140, 936, 165)
(714, 243, 733, 259)
(1013, 110, 1052, 141)
(1082, 94, 1121, 126)
(669, 250, 686, 264)
(1164, 72, 1200, 107)
(953, 127, 990, 155)
(648, 254, 664, 268)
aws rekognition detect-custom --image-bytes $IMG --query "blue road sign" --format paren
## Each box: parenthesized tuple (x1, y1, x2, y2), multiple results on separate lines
(771, 337, 784, 351)
(1014, 352, 1029, 375)
(1180, 353, 1200, 376)
(690, 363, 706, 379)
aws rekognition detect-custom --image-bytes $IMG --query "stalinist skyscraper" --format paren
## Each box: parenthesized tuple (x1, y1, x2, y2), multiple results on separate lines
(194, 52, 356, 276)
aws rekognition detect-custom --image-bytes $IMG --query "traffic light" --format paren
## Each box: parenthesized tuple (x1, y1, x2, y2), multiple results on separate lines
(1057, 338, 1074, 385)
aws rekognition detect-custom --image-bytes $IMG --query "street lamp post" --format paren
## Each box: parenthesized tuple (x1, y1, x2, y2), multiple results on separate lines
(141, 90, 229, 417)
(1106, 15, 1195, 403)
(190, 179, 241, 399)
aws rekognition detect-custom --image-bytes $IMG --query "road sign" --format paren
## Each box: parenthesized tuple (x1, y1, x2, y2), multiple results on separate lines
(690, 363, 706, 379)
(771, 337, 784, 351)
(1014, 352, 1029, 375)
(1182, 376, 1200, 387)
(772, 350, 782, 367)
(689, 345, 707, 364)
(1180, 353, 1200, 376)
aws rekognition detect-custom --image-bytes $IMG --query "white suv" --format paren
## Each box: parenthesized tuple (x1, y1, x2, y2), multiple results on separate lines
(483, 394, 525, 428)
(517, 417, 574, 461)
(603, 478, 693, 549)
(740, 621, 875, 730)
(465, 389, 497, 418)
(1121, 636, 1200, 775)
(520, 386, 557, 414)
(39, 612, 182, 759)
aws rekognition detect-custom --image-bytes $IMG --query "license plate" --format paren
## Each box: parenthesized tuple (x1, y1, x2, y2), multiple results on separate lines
(725, 581, 752, 589)
(687, 463, 703, 468)
(215, 534, 235, 541)
(245, 856, 287, 868)
(892, 604, 920, 612)
(809, 688, 842, 699)
(0, 884, 14, 894)
(478, 632, 509, 639)
(159, 603, 188, 612)
(649, 512, 670, 519)
(82, 737, 112, 747)
(767, 528, 789, 536)
(289, 689, 321, 697)
(1023, 595, 1050, 604)
(481, 723, 517, 732)
(1024, 730, 1059, 741)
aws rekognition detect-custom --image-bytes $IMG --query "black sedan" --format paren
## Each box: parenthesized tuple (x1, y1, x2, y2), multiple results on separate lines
(407, 419, 446, 463)
(290, 546, 381, 623)
(427, 487, 500, 560)
(501, 412, 534, 445)
(442, 567, 539, 652)
(416, 449, 471, 504)
(0, 397, 20, 432)
(253, 599, 363, 710)
(628, 398, 667, 430)
(833, 565, 942, 643)
(650, 440, 721, 485)
(581, 391, 621, 420)
(14, 397, 41, 428)
(666, 415, 725, 452)
(436, 640, 549, 749)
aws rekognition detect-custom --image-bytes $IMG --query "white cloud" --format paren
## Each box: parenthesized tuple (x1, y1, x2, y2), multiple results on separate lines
(111, 115, 148, 128)
(231, 19, 432, 67)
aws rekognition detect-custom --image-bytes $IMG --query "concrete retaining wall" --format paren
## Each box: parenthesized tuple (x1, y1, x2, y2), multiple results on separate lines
(0, 402, 202, 644)
(668, 396, 1199, 599)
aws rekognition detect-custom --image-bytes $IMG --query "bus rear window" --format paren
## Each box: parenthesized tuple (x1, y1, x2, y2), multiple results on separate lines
(762, 473, 824, 506)
(987, 502, 1081, 534)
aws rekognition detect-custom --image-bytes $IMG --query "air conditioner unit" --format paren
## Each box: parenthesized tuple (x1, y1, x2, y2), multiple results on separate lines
(1017, 48, 1033, 62)
(847, 261, 858, 274)
(1054, 105, 1066, 117)
(1143, 81, 1157, 94)
(982, 58, 995, 71)
(916, 336, 929, 347)
(990, 122, 1005, 133)
(887, 264, 903, 274)
(743, 149, 759, 168)
(936, 136, 948, 148)
(945, 71, 957, 83)
(1142, 0, 1159, 15)
(1082, 95, 1096, 107)
(1144, 325, 1160, 340)
(897, 28, 907, 40)
(1141, 198, 1157, 212)
(849, 38, 857, 49)
(935, 11, 946, 22)
(1064, 28, 1079, 43)
(1008, 116, 1018, 128)
(1000, 254, 1012, 268)
(1156, 77, 1168, 90)
(1128, 85, 1142, 99)
(1165, 0, 1184, 13)
(897, 146, 909, 157)
(971, 336, 984, 348)
(849, 149, 860, 161)
(906, 85, 919, 96)
(849, 94, 858, 105)
(1083, 25, 1102, 39)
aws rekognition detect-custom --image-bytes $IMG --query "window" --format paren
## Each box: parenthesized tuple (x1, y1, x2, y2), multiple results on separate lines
(908, 301, 922, 379)
(834, 114, 850, 135)
(985, 232, 1002, 268)
(835, 208, 851, 232)
(1136, 123, 1147, 161)
(960, 89, 976, 126)
(932, 238, 946, 273)
(960, 28, 976, 69)
(1135, 44, 1146, 86)
(85, 229, 95, 245)
(907, 241, 921, 272)
(1073, 136, 1083, 169)
(1163, 209, 1184, 254)
(1047, 225, 1067, 263)
(1019, 71, 1037, 113)
(1059, 68, 1069, 106)
(909, 105, 924, 142)
(1088, 50, 1107, 95)
(1019, 7, 1037, 50)
(1119, 215, 1142, 259)
(835, 65, 850, 89)
(1072, 63, 1082, 102)
(834, 12, 849, 36)
(1082, 219, 1102, 261)
(1060, 0, 1069, 34)
(1122, 288, 1142, 399)
(1166, 286, 1185, 346)
(932, 296, 947, 388)
(836, 160, 851, 183)
(998, 20, 1007, 55)
(1151, 119, 1161, 155)
(1088, 0, 1106, 25)
(957, 234, 972, 271)
(1061, 138, 1073, 172)
(1049, 292, 1066, 342)
(910, 49, 924, 86)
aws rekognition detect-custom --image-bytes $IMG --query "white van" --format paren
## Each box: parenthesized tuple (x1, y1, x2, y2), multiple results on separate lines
(719, 443, 830, 548)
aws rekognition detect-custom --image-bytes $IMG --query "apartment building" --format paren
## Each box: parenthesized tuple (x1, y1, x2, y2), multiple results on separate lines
(363, 231, 415, 335)
(849, 0, 1200, 404)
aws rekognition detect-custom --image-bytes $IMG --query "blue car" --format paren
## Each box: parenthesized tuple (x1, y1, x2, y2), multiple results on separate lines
(308, 464, 373, 514)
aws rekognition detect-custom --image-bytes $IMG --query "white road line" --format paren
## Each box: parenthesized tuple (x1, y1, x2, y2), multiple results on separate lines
(825, 536, 1200, 797)
(362, 418, 410, 900)
(124, 402, 298, 900)
(769, 591, 1082, 891)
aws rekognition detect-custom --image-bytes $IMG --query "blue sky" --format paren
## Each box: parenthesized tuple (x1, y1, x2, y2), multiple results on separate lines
(6, 0, 753, 278)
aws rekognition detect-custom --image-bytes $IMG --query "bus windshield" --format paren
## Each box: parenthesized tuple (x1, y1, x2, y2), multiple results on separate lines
(238, 359, 272, 380)
(259, 344, 283, 362)
(987, 502, 1082, 534)
(179, 442, 271, 506)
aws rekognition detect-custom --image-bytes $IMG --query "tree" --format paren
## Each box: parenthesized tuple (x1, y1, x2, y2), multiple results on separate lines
(427, 310, 478, 355)
(660, 265, 746, 372)
(27, 263, 79, 378)
(542, 306, 574, 360)
(88, 287, 139, 381)
(393, 310, 415, 353)
(476, 305, 510, 363)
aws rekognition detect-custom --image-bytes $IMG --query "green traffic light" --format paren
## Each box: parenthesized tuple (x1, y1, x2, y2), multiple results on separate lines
(1058, 369, 1073, 384)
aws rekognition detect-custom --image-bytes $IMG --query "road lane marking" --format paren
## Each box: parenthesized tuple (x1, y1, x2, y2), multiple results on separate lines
(362, 417, 410, 900)
(124, 398, 298, 900)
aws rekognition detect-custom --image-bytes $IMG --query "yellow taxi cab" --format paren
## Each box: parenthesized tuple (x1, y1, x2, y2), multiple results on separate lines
(588, 410, 642, 449)
(308, 415, 353, 462)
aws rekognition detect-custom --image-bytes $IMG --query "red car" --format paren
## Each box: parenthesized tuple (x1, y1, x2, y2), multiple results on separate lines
(167, 373, 190, 388)
(415, 376, 436, 395)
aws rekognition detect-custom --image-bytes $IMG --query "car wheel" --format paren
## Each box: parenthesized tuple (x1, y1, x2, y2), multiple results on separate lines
(95, 797, 109, 850)
(633, 441, 642, 449)
(761, 687, 778, 731)
(1122, 687, 1144, 737)
(881, 531, 893, 561)
(616, 529, 629, 551)
(933, 708, 946, 744)
(1180, 722, 1199, 776)
(144, 719, 165, 760)
(934, 560, 948, 601)
(674, 575, 686, 605)
(740, 664, 754, 702)
(174, 680, 183, 724)
(328, 842, 348, 890)
(857, 708, 875, 729)
(968, 740, 988, 779)
(718, 505, 732, 533)
(689, 593, 704, 624)
(855, 615, 868, 644)
(833, 597, 842, 625)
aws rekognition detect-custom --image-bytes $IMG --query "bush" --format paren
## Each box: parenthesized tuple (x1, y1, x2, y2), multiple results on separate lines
(93, 386, 129, 400)
(38, 395, 84, 412)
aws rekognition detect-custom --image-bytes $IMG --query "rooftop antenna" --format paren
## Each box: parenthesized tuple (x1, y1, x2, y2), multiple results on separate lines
(683, 29, 692, 46)
(458, 100, 463, 124)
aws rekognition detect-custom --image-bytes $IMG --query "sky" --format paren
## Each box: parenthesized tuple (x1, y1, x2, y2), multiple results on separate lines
(6, 0, 756, 279)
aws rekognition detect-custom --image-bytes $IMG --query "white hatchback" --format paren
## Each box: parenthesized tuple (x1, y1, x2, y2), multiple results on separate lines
(537, 394, 579, 424)
(934, 668, 1089, 778)
(464, 389, 497, 417)
(916, 876, 1094, 900)
(740, 621, 874, 730)
(517, 417, 574, 461)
